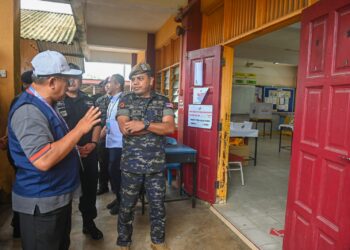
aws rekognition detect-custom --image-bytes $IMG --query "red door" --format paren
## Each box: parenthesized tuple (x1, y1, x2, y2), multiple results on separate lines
(284, 0, 350, 249)
(183, 46, 222, 204)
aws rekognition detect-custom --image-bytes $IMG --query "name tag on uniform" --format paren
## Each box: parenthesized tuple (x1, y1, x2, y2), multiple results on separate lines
(106, 120, 111, 134)
(60, 110, 68, 117)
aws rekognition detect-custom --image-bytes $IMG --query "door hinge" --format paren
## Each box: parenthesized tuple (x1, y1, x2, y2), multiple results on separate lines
(221, 58, 226, 67)
(215, 181, 220, 189)
(218, 122, 222, 131)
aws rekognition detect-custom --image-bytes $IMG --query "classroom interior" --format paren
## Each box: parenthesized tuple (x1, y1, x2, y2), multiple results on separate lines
(213, 22, 300, 250)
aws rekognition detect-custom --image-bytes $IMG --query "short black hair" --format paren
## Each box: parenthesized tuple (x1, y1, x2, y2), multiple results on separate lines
(111, 74, 125, 90)
(68, 63, 80, 70)
(98, 77, 109, 87)
(21, 70, 33, 85)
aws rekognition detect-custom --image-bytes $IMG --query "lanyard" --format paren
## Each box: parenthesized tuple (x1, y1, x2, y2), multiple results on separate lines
(107, 94, 121, 120)
(27, 86, 70, 132)
(27, 87, 84, 169)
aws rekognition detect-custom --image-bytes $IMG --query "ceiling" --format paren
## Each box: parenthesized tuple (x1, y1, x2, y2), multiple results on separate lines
(85, 0, 186, 32)
(45, 0, 187, 63)
(235, 23, 301, 66)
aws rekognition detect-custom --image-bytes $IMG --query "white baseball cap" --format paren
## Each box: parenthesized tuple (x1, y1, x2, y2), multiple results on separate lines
(31, 50, 82, 76)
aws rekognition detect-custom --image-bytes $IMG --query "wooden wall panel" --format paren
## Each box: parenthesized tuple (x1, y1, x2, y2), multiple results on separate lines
(261, 0, 309, 24)
(155, 37, 181, 72)
(223, 0, 256, 41)
(172, 38, 180, 64)
(201, 3, 224, 48)
(155, 49, 162, 72)
(200, 0, 317, 48)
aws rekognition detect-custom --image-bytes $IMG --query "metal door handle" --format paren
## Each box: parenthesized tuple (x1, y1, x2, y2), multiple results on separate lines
(339, 155, 350, 161)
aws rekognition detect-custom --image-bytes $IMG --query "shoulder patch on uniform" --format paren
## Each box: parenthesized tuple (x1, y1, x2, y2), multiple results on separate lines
(119, 102, 126, 108)
(155, 92, 167, 98)
(165, 102, 174, 108)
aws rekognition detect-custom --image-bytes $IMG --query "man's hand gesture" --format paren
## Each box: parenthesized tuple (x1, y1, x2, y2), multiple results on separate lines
(76, 107, 101, 135)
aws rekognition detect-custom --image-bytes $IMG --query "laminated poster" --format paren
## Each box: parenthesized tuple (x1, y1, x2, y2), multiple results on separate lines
(188, 105, 213, 129)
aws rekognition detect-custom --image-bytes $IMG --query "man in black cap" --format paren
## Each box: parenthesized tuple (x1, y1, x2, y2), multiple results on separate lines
(56, 63, 103, 240)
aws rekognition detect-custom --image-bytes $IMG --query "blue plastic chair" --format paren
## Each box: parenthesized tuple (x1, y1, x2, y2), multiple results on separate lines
(166, 137, 181, 190)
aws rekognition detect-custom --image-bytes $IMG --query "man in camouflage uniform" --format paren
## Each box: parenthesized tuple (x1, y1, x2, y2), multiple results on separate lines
(95, 80, 111, 195)
(116, 63, 175, 250)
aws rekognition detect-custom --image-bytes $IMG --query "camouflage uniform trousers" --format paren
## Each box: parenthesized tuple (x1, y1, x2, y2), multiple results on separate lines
(117, 170, 166, 246)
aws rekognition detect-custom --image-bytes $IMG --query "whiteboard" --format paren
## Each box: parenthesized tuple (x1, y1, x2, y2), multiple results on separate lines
(231, 85, 256, 114)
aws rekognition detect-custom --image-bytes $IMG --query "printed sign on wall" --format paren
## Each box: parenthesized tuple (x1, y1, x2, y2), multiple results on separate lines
(188, 105, 213, 129)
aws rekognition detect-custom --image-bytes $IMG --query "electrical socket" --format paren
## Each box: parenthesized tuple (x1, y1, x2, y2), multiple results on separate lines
(0, 70, 7, 78)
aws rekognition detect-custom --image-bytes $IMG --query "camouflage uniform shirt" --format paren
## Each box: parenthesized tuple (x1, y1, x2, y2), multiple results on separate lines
(95, 94, 111, 127)
(116, 91, 174, 174)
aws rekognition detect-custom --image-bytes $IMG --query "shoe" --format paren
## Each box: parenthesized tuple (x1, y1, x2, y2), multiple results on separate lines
(83, 221, 103, 240)
(11, 215, 21, 238)
(151, 243, 170, 250)
(109, 203, 119, 215)
(106, 198, 118, 209)
(117, 246, 130, 250)
(12, 226, 21, 238)
(96, 186, 109, 195)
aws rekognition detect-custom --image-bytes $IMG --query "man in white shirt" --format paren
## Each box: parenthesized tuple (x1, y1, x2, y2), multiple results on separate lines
(105, 74, 124, 215)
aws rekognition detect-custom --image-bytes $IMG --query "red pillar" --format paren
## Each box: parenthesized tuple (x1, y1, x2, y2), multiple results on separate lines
(177, 0, 202, 143)
(146, 33, 156, 77)
(131, 53, 137, 67)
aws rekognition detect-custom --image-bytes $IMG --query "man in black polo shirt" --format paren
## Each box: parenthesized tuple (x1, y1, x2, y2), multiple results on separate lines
(56, 64, 103, 240)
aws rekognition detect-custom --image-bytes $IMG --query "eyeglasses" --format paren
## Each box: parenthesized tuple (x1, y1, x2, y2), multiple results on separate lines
(54, 77, 77, 86)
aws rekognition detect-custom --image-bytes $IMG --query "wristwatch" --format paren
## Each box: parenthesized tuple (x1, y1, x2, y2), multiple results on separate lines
(91, 141, 98, 146)
(143, 119, 150, 130)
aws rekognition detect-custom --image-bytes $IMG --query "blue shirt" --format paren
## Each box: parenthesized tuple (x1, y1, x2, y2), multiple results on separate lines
(106, 92, 123, 148)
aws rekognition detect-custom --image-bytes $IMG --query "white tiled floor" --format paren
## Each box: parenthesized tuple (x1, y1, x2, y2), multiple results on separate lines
(214, 134, 292, 250)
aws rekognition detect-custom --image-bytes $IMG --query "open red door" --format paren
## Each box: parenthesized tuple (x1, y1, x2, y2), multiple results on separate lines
(284, 0, 350, 249)
(183, 46, 222, 204)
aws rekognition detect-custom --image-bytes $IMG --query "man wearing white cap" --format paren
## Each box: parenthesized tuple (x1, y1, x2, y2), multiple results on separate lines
(7, 50, 101, 250)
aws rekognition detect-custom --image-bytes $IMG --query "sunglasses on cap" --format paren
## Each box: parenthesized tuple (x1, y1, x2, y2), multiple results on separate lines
(54, 76, 78, 86)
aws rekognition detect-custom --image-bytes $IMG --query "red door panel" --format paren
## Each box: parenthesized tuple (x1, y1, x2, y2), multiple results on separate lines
(183, 46, 222, 204)
(334, 6, 350, 74)
(301, 87, 323, 146)
(308, 17, 328, 76)
(284, 0, 350, 249)
(326, 86, 350, 154)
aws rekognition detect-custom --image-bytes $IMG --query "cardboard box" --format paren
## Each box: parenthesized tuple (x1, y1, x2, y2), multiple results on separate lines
(249, 103, 273, 119)
(229, 145, 250, 166)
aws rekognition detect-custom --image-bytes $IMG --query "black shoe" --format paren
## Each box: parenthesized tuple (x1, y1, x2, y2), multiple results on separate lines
(12, 226, 21, 238)
(96, 186, 109, 195)
(83, 221, 103, 240)
(106, 198, 118, 209)
(109, 204, 119, 215)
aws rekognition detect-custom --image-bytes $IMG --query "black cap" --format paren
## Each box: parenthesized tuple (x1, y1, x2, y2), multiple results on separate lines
(21, 70, 33, 85)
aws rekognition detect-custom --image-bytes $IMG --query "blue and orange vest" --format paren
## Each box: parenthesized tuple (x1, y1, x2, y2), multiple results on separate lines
(8, 91, 80, 197)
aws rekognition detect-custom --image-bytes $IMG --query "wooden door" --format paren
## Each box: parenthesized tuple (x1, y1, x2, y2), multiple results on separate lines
(284, 0, 350, 249)
(183, 46, 222, 204)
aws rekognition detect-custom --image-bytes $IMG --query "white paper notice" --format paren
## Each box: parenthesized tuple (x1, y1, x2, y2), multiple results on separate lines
(193, 87, 209, 104)
(194, 62, 203, 86)
(188, 105, 213, 129)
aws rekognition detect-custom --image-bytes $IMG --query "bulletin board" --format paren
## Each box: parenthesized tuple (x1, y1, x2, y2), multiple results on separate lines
(263, 87, 295, 112)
